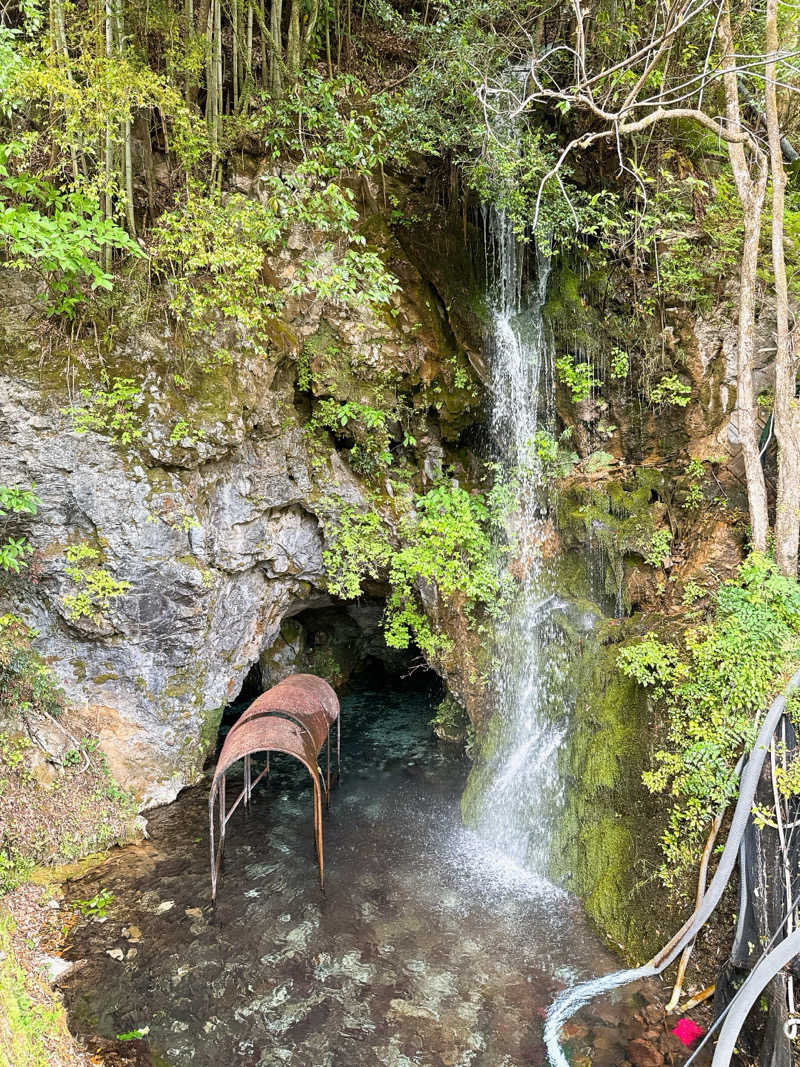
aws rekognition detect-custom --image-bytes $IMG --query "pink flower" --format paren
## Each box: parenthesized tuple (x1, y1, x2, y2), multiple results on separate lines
(672, 1017, 705, 1046)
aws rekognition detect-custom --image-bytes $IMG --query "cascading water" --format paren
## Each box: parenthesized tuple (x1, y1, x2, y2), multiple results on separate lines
(462, 205, 569, 874)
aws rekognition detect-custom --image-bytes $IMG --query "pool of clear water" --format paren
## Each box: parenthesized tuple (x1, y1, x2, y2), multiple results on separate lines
(61, 678, 684, 1067)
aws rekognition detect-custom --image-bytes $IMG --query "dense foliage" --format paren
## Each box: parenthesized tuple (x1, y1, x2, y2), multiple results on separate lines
(619, 554, 800, 884)
(323, 481, 509, 658)
(0, 614, 64, 723)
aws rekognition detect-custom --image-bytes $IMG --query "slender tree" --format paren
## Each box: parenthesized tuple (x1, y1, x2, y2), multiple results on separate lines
(484, 0, 798, 567)
(767, 0, 800, 575)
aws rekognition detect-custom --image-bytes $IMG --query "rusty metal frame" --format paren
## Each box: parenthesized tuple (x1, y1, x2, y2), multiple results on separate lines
(209, 673, 340, 901)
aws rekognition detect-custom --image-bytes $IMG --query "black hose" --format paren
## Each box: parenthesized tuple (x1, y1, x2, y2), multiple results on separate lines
(711, 930, 800, 1065)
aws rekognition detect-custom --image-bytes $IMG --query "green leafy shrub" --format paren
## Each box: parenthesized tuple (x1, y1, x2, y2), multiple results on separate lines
(531, 430, 577, 476)
(65, 377, 143, 446)
(610, 347, 629, 380)
(0, 912, 68, 1062)
(62, 543, 131, 622)
(323, 483, 508, 658)
(644, 528, 672, 568)
(310, 399, 393, 476)
(0, 142, 141, 319)
(322, 508, 393, 600)
(151, 189, 285, 360)
(152, 176, 398, 363)
(75, 888, 113, 918)
(681, 457, 706, 510)
(249, 73, 393, 177)
(649, 375, 691, 409)
(618, 553, 800, 885)
(385, 484, 507, 656)
(555, 355, 599, 403)
(0, 485, 40, 574)
(0, 615, 64, 723)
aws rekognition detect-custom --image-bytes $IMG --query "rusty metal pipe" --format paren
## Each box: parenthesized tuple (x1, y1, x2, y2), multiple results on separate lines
(209, 674, 340, 901)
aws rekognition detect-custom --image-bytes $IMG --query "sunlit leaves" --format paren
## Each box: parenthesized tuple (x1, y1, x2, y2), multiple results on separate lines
(0, 143, 141, 318)
(0, 485, 41, 575)
(322, 482, 509, 658)
(619, 552, 800, 884)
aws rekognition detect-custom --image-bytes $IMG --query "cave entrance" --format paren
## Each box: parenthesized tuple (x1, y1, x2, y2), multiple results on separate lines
(213, 597, 448, 764)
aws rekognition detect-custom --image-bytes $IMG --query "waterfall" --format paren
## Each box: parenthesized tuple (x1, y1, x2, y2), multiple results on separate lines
(462, 205, 568, 874)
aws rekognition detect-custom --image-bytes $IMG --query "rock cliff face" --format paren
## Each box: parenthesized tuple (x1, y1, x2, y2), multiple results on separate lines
(0, 190, 486, 807)
(0, 183, 764, 963)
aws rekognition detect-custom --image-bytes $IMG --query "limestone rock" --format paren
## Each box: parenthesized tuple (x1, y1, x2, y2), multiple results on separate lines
(0, 200, 486, 809)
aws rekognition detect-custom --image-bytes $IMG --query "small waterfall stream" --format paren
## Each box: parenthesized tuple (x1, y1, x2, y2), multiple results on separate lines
(463, 207, 569, 875)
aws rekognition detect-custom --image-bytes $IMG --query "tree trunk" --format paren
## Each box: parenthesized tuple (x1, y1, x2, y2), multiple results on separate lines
(115, 0, 136, 236)
(214, 0, 222, 184)
(767, 0, 800, 576)
(103, 0, 115, 271)
(233, 0, 239, 109)
(286, 0, 300, 76)
(184, 0, 194, 102)
(270, 0, 283, 94)
(138, 113, 157, 221)
(300, 0, 319, 67)
(720, 2, 770, 552)
(259, 0, 267, 88)
(52, 0, 81, 180)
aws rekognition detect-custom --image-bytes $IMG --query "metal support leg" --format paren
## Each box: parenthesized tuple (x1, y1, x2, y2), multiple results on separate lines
(312, 773, 324, 889)
(209, 791, 217, 902)
(219, 773, 226, 870)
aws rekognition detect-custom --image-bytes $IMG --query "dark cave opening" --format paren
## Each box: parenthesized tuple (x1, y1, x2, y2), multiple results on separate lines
(210, 596, 445, 759)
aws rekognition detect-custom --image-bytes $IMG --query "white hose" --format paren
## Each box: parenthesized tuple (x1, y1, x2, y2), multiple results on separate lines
(543, 964, 658, 1067)
(544, 667, 800, 1067)
(711, 929, 800, 1065)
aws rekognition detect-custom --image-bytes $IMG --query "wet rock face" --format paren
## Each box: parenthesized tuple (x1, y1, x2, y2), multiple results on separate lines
(0, 199, 486, 806)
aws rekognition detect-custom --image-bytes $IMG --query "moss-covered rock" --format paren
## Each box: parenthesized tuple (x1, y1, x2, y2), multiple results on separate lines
(553, 622, 677, 961)
(557, 468, 669, 612)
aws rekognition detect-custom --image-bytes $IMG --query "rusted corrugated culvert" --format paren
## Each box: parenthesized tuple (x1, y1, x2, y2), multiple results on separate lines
(209, 673, 340, 900)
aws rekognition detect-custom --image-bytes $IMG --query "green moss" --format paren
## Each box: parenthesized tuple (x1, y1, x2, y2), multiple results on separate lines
(553, 627, 675, 961)
(196, 705, 223, 761)
(69, 659, 87, 682)
(558, 468, 668, 609)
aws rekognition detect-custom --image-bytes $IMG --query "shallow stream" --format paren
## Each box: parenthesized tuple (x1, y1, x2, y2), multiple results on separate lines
(61, 679, 686, 1066)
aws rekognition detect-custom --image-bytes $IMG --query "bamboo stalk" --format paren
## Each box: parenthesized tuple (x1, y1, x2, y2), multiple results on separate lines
(115, 0, 136, 236)
(325, 0, 332, 77)
(233, 0, 240, 108)
(259, 0, 267, 88)
(214, 0, 222, 186)
(52, 0, 81, 180)
(184, 0, 194, 102)
(103, 0, 114, 270)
